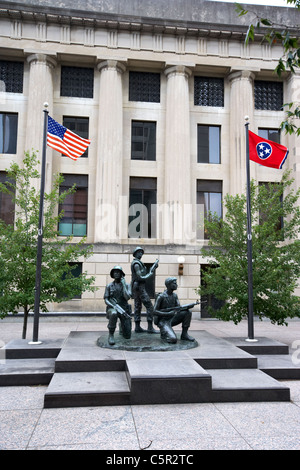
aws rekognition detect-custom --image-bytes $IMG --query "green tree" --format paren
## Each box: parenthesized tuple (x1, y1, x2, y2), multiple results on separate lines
(197, 171, 300, 326)
(236, 0, 300, 135)
(0, 151, 96, 338)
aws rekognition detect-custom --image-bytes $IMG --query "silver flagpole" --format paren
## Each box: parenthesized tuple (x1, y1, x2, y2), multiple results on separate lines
(29, 103, 49, 345)
(245, 116, 257, 342)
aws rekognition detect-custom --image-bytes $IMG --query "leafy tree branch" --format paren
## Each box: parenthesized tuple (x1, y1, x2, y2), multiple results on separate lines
(0, 151, 96, 338)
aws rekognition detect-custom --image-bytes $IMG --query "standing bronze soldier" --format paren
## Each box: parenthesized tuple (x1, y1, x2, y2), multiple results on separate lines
(104, 266, 132, 345)
(131, 247, 159, 334)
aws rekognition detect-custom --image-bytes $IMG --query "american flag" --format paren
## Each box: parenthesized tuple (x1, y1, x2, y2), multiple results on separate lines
(47, 115, 91, 161)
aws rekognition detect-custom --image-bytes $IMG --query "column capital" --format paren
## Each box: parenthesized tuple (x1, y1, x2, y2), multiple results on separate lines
(164, 64, 193, 79)
(286, 69, 300, 84)
(97, 59, 126, 74)
(227, 69, 255, 83)
(26, 52, 57, 69)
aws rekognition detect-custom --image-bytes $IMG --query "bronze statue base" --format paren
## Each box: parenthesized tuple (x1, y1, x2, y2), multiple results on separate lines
(97, 331, 198, 352)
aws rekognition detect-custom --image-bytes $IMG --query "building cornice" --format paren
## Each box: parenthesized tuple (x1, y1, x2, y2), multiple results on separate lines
(0, 0, 298, 41)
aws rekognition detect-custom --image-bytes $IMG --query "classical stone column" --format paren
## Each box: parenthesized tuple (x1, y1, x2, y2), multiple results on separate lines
(228, 70, 255, 195)
(164, 65, 192, 244)
(25, 53, 56, 192)
(95, 60, 125, 243)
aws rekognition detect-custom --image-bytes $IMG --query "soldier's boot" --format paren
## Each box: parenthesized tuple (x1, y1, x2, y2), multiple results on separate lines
(108, 328, 116, 345)
(181, 328, 195, 342)
(135, 321, 146, 333)
(147, 321, 159, 334)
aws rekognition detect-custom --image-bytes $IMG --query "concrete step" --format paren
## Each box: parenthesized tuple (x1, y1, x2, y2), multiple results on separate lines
(0, 358, 55, 386)
(3, 339, 63, 359)
(54, 330, 258, 372)
(257, 354, 300, 379)
(44, 371, 131, 408)
(208, 368, 290, 402)
(188, 331, 258, 369)
(226, 337, 289, 355)
(126, 355, 212, 405)
(54, 346, 126, 373)
(43, 366, 290, 408)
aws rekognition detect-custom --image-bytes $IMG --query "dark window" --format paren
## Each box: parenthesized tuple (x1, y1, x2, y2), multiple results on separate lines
(254, 81, 283, 111)
(57, 262, 83, 300)
(59, 174, 88, 237)
(0, 60, 24, 93)
(200, 265, 224, 318)
(60, 66, 94, 98)
(129, 71, 160, 103)
(131, 121, 156, 161)
(197, 180, 222, 239)
(194, 77, 224, 107)
(63, 116, 89, 157)
(0, 113, 18, 154)
(258, 128, 280, 144)
(197, 125, 221, 163)
(129, 177, 157, 238)
(0, 172, 15, 225)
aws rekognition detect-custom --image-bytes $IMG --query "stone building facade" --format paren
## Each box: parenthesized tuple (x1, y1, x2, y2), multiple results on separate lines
(0, 0, 299, 314)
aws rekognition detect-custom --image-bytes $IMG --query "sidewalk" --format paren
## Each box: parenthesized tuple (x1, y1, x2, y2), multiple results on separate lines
(1, 316, 300, 450)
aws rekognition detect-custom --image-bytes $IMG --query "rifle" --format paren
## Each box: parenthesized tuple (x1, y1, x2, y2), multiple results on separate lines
(151, 258, 159, 272)
(158, 300, 200, 314)
(108, 298, 132, 320)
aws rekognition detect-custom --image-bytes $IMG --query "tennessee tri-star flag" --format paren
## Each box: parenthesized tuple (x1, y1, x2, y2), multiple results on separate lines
(47, 115, 91, 161)
(248, 130, 289, 169)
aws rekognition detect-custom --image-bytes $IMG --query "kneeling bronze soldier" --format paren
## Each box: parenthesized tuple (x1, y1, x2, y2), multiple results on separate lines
(104, 266, 132, 345)
(154, 277, 198, 344)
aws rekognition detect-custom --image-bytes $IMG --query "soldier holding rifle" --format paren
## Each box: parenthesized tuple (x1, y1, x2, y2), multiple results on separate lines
(131, 246, 159, 334)
(154, 277, 198, 344)
(104, 266, 132, 345)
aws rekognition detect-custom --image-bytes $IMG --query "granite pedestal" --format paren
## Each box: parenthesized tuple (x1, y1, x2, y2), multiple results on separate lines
(43, 330, 291, 407)
(1, 330, 297, 406)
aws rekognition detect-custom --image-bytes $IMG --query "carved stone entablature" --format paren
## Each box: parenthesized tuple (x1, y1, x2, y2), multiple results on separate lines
(0, 5, 270, 42)
(0, 0, 297, 42)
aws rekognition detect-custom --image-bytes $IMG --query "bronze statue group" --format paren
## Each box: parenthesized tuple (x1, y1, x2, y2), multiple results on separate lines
(104, 247, 198, 346)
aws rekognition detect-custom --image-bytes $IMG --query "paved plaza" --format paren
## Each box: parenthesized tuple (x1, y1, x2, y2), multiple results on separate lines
(0, 315, 300, 451)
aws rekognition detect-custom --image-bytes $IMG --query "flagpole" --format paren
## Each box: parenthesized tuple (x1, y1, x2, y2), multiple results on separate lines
(245, 116, 257, 342)
(29, 103, 49, 345)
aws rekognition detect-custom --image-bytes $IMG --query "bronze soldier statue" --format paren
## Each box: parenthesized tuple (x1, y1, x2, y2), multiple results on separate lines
(154, 277, 198, 344)
(104, 266, 132, 345)
(131, 246, 159, 334)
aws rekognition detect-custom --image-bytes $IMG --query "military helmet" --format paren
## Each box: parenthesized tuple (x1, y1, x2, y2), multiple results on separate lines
(133, 246, 144, 257)
(110, 265, 125, 278)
